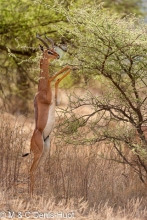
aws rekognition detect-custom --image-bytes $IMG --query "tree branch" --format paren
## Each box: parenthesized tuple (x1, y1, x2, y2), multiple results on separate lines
(0, 44, 37, 56)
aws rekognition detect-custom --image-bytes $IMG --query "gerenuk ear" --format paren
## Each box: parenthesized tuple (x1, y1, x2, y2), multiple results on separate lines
(39, 44, 44, 52)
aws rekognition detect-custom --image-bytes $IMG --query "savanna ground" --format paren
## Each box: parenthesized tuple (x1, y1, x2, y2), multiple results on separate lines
(0, 88, 147, 220)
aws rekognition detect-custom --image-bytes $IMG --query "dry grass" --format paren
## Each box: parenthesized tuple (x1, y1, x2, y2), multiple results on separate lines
(0, 193, 147, 220)
(0, 110, 147, 219)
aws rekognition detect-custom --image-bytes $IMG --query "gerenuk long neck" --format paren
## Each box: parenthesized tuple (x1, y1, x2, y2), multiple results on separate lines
(38, 55, 50, 91)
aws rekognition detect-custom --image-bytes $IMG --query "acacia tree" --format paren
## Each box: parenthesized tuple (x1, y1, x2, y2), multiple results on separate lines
(0, 0, 145, 113)
(55, 6, 147, 184)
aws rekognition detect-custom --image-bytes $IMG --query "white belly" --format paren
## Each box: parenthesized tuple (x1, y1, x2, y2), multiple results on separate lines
(43, 100, 55, 139)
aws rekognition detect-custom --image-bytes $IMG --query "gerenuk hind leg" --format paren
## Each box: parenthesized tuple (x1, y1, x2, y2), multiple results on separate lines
(30, 129, 44, 196)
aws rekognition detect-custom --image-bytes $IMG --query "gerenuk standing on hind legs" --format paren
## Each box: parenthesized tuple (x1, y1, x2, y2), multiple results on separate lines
(23, 34, 74, 196)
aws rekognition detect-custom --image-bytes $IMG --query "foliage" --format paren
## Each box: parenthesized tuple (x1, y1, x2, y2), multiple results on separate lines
(0, 0, 64, 113)
(58, 0, 144, 16)
(56, 5, 147, 183)
(0, 0, 145, 113)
